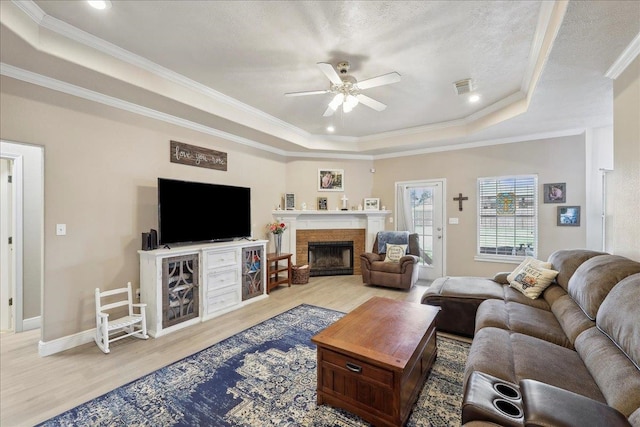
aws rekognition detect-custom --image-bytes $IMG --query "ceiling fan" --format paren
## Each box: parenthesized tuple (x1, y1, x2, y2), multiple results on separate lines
(285, 61, 401, 117)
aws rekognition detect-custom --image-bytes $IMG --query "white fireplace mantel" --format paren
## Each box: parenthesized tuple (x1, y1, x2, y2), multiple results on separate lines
(271, 210, 391, 264)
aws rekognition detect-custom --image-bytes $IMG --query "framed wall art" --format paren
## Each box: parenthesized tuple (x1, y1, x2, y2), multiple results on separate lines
(317, 197, 328, 211)
(364, 198, 380, 211)
(318, 169, 344, 192)
(557, 206, 580, 226)
(543, 183, 566, 203)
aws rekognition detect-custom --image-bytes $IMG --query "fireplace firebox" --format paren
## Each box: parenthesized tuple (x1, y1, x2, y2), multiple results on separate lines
(308, 241, 354, 276)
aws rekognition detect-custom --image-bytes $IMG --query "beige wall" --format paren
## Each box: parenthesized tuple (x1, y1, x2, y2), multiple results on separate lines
(2, 71, 634, 345)
(284, 158, 374, 212)
(612, 55, 640, 261)
(0, 83, 286, 341)
(373, 135, 587, 276)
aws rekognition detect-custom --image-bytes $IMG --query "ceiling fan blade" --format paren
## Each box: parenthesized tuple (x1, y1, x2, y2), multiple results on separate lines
(317, 62, 344, 85)
(285, 90, 329, 97)
(356, 94, 387, 111)
(322, 105, 336, 117)
(356, 72, 401, 90)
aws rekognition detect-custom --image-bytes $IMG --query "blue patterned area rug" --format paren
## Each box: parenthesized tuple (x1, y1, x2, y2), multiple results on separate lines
(39, 304, 469, 427)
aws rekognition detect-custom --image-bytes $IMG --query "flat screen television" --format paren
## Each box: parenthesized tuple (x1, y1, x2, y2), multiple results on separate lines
(158, 178, 251, 245)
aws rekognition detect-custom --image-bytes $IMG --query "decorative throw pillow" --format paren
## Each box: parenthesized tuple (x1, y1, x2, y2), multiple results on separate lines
(508, 258, 559, 299)
(384, 243, 408, 263)
(507, 257, 552, 283)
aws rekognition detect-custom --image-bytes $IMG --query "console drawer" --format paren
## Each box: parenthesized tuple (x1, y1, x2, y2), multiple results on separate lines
(206, 268, 238, 291)
(205, 249, 237, 269)
(206, 286, 240, 315)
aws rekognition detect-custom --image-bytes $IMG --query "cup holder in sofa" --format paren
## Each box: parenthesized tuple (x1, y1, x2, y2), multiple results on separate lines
(494, 382, 521, 400)
(493, 398, 524, 418)
(463, 372, 524, 426)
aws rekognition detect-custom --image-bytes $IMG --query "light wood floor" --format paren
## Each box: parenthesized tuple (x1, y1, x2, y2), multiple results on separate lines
(0, 275, 430, 426)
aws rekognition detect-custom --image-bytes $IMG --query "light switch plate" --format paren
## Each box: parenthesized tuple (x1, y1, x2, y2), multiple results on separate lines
(56, 224, 66, 235)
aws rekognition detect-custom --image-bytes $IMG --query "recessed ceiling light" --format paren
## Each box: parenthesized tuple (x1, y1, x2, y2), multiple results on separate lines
(468, 94, 481, 103)
(87, 0, 112, 10)
(326, 126, 335, 133)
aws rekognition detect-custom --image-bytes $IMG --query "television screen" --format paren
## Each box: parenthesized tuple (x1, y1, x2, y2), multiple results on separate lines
(158, 178, 251, 245)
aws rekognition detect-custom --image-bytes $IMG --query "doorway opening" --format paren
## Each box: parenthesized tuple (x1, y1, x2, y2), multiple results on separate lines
(0, 140, 44, 334)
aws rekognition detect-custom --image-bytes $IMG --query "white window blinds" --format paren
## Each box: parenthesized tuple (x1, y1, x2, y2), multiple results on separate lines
(477, 175, 537, 258)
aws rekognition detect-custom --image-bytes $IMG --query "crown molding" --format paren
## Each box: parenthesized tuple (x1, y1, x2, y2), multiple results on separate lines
(605, 31, 640, 79)
(6, 0, 571, 152)
(0, 63, 289, 157)
(10, 0, 312, 140)
(521, 1, 557, 92)
(2, 63, 594, 162)
(1, 63, 377, 160)
(12, 0, 45, 24)
(372, 128, 586, 160)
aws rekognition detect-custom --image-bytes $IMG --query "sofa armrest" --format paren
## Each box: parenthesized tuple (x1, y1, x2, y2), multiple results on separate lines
(520, 379, 631, 427)
(398, 254, 419, 269)
(360, 253, 384, 264)
(493, 272, 511, 285)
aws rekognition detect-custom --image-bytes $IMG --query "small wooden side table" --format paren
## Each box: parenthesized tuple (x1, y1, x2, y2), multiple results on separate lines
(266, 252, 292, 293)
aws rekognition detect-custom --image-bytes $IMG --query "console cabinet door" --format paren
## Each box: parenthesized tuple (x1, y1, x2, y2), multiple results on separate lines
(162, 254, 199, 328)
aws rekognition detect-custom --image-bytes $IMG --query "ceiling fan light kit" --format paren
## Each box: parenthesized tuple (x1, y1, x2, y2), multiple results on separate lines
(286, 61, 401, 117)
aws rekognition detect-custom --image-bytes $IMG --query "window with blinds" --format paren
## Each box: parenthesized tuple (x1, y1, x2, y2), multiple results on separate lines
(477, 175, 537, 259)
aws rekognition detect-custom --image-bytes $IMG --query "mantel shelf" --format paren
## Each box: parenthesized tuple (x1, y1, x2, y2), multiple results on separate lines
(272, 210, 391, 217)
(270, 210, 389, 265)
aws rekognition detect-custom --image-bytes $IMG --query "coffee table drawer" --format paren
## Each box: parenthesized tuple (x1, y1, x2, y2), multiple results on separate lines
(319, 348, 395, 418)
(323, 349, 394, 388)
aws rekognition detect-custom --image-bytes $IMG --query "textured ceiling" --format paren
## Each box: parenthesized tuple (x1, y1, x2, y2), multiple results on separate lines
(1, 0, 639, 156)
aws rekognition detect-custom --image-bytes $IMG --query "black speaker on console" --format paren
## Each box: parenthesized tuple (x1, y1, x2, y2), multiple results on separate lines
(149, 229, 158, 249)
(141, 232, 152, 250)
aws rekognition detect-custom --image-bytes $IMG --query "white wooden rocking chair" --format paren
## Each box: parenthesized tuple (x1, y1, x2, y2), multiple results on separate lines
(95, 282, 148, 353)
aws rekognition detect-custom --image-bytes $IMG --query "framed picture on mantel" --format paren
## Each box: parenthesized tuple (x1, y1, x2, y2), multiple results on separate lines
(284, 193, 295, 210)
(317, 197, 328, 211)
(364, 198, 380, 211)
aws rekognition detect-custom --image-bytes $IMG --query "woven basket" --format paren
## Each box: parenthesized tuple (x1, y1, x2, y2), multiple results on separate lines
(292, 265, 310, 285)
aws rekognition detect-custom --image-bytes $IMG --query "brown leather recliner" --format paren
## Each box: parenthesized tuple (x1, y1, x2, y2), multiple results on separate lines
(360, 232, 420, 290)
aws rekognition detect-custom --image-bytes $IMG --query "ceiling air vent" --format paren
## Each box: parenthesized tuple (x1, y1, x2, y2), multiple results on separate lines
(453, 78, 474, 95)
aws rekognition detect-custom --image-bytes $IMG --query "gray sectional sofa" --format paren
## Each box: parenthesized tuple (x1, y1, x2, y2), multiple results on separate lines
(422, 249, 640, 426)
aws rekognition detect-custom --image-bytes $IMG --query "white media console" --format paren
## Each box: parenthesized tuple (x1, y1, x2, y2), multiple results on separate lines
(138, 239, 268, 337)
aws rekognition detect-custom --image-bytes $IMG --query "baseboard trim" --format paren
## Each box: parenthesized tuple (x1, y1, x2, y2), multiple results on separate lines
(22, 316, 41, 330)
(38, 328, 95, 357)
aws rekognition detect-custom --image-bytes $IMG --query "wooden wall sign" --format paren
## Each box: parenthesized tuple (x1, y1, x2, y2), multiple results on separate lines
(170, 140, 227, 171)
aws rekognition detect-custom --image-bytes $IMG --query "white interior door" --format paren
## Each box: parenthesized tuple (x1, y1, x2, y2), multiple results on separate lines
(0, 158, 15, 331)
(396, 180, 445, 280)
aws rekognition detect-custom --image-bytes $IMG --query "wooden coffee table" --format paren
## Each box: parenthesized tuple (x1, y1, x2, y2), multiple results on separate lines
(311, 296, 440, 427)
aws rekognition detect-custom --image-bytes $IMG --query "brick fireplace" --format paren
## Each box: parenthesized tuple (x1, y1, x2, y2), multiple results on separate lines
(297, 229, 365, 275)
(271, 210, 390, 276)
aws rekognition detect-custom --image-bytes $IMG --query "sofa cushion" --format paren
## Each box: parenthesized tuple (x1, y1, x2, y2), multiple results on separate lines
(596, 273, 640, 368)
(547, 249, 607, 291)
(568, 255, 640, 320)
(502, 286, 550, 310)
(464, 327, 605, 403)
(475, 300, 572, 348)
(549, 293, 596, 345)
(575, 327, 640, 421)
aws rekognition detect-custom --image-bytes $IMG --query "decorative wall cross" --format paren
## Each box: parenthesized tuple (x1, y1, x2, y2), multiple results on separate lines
(453, 193, 468, 211)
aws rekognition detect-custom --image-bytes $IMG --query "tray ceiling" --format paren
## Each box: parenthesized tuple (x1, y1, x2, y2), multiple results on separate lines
(1, 0, 638, 156)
